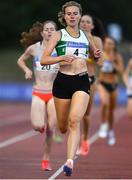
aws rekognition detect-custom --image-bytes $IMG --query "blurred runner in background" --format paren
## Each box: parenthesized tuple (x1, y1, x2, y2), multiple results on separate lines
(98, 36, 124, 145)
(123, 58, 132, 118)
(79, 14, 105, 155)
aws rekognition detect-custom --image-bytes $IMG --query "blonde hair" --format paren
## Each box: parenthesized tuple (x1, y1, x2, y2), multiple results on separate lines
(58, 1, 82, 26)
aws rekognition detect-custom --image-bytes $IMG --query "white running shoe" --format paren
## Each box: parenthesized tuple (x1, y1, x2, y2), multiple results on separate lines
(98, 123, 108, 138)
(107, 130, 116, 146)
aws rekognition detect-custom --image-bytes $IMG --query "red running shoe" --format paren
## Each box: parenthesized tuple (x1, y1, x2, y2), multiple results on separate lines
(39, 127, 45, 133)
(41, 160, 52, 171)
(81, 139, 90, 156)
(34, 126, 45, 134)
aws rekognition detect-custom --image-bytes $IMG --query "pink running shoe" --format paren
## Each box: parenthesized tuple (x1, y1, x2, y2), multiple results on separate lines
(41, 160, 52, 171)
(81, 139, 90, 156)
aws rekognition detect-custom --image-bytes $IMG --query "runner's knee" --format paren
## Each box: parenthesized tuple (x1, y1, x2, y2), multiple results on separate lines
(59, 126, 67, 134)
(58, 122, 67, 134)
(68, 115, 80, 131)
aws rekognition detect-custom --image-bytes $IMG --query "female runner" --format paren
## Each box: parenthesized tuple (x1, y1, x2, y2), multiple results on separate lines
(17, 21, 59, 170)
(41, 1, 102, 176)
(98, 36, 124, 145)
(79, 14, 105, 155)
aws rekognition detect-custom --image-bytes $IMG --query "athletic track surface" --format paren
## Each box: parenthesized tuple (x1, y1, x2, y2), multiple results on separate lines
(0, 102, 132, 179)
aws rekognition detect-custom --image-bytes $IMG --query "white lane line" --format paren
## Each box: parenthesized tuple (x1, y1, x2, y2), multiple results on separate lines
(48, 110, 125, 180)
(48, 132, 99, 180)
(0, 130, 38, 148)
(48, 164, 64, 180)
(89, 132, 99, 144)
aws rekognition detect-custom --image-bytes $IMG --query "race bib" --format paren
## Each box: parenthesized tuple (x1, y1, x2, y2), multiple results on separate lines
(66, 41, 88, 59)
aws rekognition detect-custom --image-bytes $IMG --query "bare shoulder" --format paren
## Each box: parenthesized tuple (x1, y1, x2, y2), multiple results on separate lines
(93, 36, 103, 49)
(93, 36, 102, 44)
(25, 44, 36, 56)
(51, 31, 61, 42)
(42, 30, 62, 56)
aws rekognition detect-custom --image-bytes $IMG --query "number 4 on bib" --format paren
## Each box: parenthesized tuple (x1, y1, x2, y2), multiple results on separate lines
(74, 49, 79, 56)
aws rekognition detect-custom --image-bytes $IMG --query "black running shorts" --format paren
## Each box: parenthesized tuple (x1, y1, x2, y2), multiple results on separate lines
(100, 81, 118, 93)
(89, 75, 96, 85)
(53, 71, 90, 99)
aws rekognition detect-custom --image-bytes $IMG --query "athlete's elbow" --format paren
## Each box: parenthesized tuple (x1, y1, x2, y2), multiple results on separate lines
(17, 58, 22, 67)
(40, 56, 48, 65)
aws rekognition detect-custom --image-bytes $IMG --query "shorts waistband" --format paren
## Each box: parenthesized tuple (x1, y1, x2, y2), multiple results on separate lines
(58, 71, 88, 78)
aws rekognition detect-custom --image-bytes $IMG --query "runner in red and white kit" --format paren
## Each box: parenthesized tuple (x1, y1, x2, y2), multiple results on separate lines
(17, 20, 59, 170)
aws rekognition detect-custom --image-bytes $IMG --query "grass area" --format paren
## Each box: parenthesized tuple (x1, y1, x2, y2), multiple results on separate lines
(0, 48, 32, 82)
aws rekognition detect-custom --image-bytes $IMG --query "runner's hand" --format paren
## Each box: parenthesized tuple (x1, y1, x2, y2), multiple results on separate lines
(25, 69, 32, 80)
(93, 49, 102, 60)
(62, 55, 75, 63)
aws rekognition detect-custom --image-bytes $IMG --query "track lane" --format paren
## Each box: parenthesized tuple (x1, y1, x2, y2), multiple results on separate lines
(0, 103, 132, 179)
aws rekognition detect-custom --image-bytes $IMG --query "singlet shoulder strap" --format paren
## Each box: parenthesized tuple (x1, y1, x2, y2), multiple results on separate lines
(80, 30, 90, 44)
